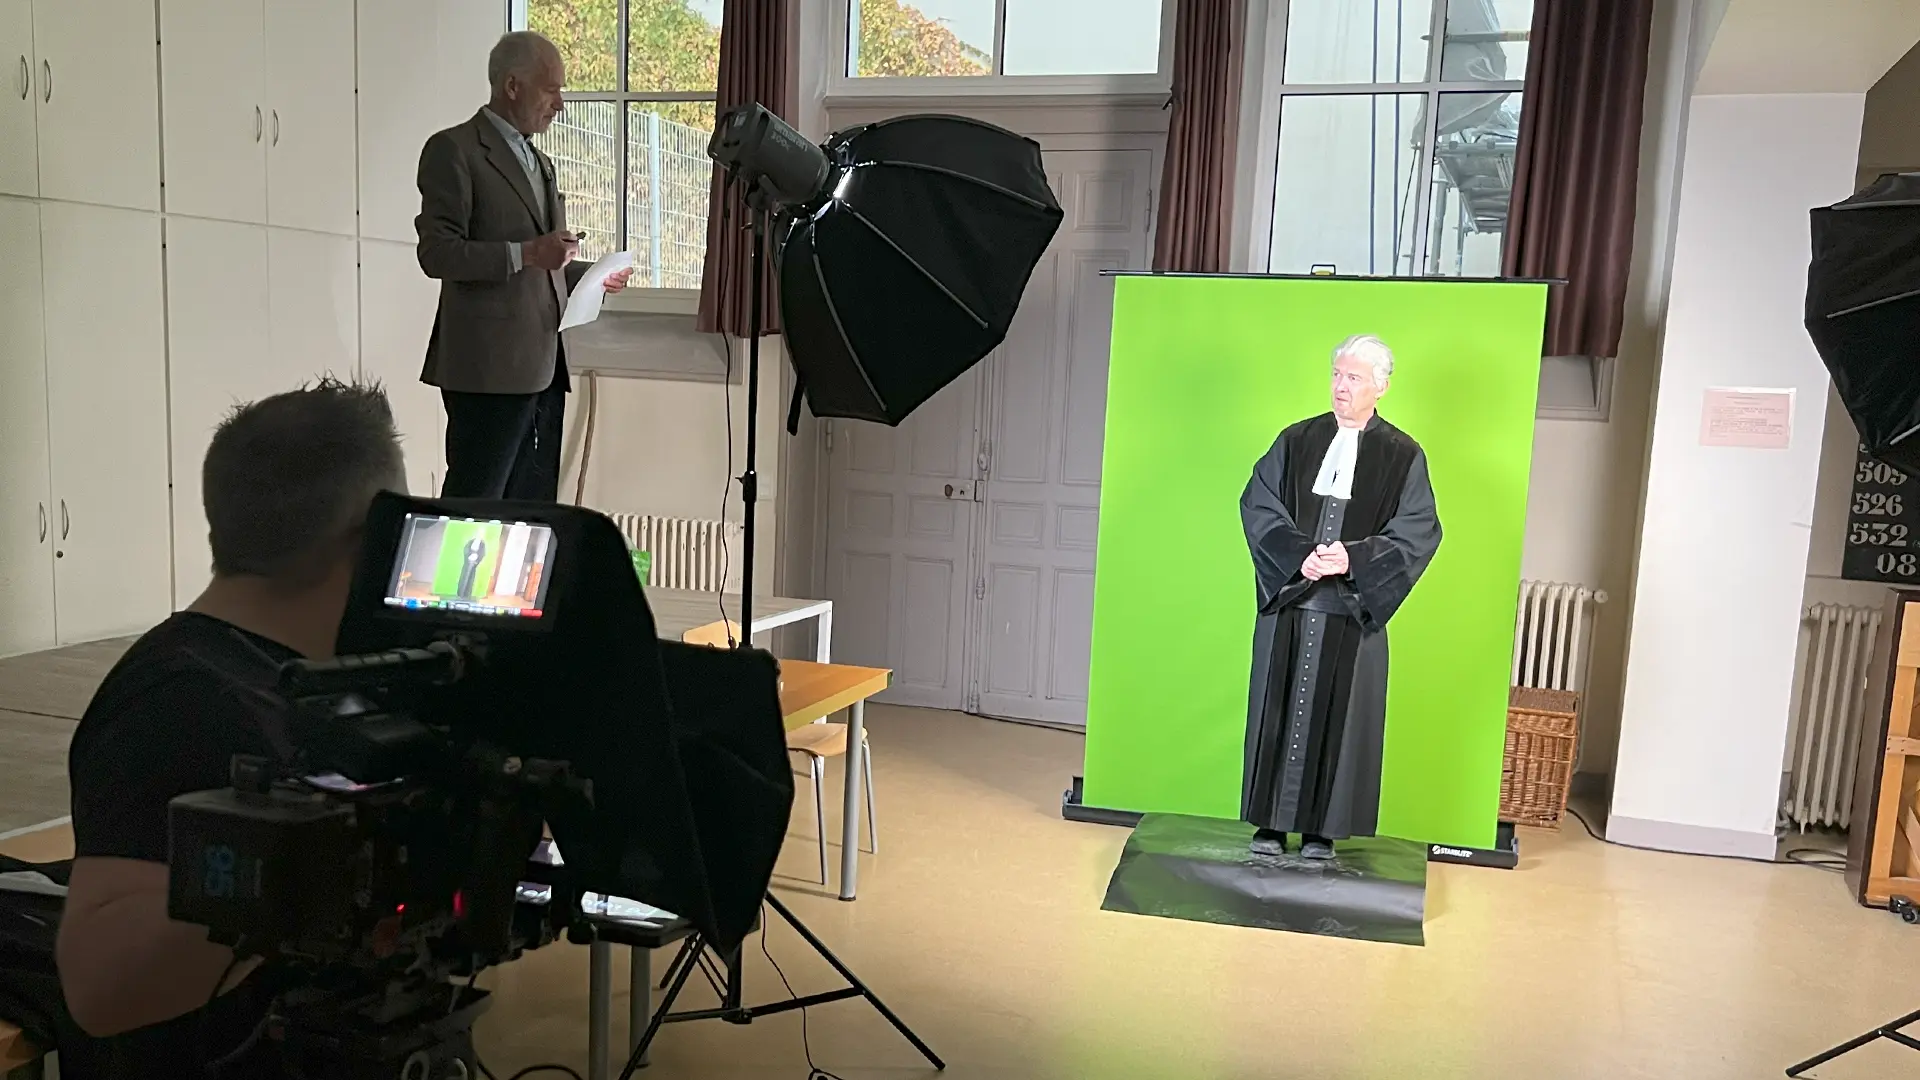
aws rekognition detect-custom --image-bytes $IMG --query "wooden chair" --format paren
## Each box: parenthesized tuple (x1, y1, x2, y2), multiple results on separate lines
(682, 620, 878, 884)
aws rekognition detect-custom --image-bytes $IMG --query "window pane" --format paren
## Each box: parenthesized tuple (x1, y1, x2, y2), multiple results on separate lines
(628, 0, 722, 93)
(1439, 0, 1532, 82)
(537, 101, 621, 261)
(1267, 94, 1425, 276)
(1282, 0, 1433, 84)
(1423, 91, 1522, 276)
(527, 0, 617, 93)
(628, 102, 715, 289)
(1003, 0, 1162, 75)
(848, 0, 993, 78)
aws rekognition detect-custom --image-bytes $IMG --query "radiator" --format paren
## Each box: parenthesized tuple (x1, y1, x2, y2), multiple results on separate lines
(1512, 579, 1607, 693)
(604, 513, 741, 592)
(1783, 603, 1882, 831)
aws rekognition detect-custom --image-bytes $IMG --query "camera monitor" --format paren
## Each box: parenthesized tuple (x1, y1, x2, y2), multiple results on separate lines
(383, 513, 555, 620)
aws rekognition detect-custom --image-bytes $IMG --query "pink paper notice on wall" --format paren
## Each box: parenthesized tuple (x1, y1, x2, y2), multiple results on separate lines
(1699, 387, 1795, 449)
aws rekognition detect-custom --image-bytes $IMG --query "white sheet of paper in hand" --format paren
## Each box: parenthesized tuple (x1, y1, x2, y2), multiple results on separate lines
(559, 250, 637, 332)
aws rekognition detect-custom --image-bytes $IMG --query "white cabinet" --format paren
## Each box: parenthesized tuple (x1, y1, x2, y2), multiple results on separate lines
(160, 0, 267, 223)
(42, 203, 173, 644)
(265, 0, 357, 235)
(165, 219, 271, 602)
(358, 0, 500, 244)
(33, 0, 161, 211)
(0, 0, 37, 198)
(160, 0, 357, 234)
(0, 197, 54, 657)
(360, 239, 445, 498)
(166, 222, 360, 603)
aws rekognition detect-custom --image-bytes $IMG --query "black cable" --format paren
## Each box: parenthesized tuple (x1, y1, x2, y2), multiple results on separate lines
(759, 900, 848, 1080)
(504, 1066, 587, 1080)
(1565, 805, 1849, 873)
(716, 171, 739, 645)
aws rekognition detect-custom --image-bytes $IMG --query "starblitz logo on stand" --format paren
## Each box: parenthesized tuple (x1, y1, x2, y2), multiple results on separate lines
(1431, 845, 1473, 859)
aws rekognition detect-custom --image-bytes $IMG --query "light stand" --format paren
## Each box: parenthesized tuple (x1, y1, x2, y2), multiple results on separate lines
(1786, 1008, 1920, 1076)
(613, 193, 942, 1079)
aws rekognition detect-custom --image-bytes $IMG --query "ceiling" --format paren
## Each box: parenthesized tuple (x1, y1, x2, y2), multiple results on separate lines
(1695, 0, 1920, 95)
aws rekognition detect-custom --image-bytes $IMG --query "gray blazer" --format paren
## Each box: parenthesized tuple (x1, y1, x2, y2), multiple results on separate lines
(415, 109, 587, 395)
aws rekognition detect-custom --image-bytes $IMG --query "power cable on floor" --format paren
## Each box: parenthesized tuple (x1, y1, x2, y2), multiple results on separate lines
(759, 901, 848, 1080)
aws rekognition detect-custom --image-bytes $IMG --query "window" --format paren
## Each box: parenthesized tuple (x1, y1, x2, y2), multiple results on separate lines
(1261, 0, 1531, 278)
(843, 0, 1166, 80)
(511, 0, 722, 289)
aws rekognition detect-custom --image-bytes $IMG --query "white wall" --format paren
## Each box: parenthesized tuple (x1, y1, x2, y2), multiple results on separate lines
(1609, 92, 1867, 857)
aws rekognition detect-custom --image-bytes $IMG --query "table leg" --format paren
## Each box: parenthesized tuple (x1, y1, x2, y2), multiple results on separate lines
(816, 609, 833, 663)
(589, 938, 612, 1080)
(839, 699, 865, 900)
(629, 946, 651, 1068)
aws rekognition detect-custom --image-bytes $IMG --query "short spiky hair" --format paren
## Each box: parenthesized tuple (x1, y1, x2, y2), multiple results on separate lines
(203, 376, 406, 579)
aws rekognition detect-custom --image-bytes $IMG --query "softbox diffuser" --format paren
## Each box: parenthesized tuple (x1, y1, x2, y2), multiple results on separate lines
(779, 115, 1064, 426)
(1808, 173, 1920, 473)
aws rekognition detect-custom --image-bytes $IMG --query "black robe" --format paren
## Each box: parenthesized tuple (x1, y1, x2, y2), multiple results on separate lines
(1240, 413, 1441, 840)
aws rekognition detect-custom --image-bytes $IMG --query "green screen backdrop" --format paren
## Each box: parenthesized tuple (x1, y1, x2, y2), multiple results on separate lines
(1083, 275, 1547, 849)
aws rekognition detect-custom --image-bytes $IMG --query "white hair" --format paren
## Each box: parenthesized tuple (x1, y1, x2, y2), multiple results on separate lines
(489, 30, 557, 91)
(1333, 334, 1394, 389)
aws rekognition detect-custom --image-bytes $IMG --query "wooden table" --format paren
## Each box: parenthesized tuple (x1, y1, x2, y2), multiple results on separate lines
(0, 820, 70, 1078)
(645, 589, 833, 662)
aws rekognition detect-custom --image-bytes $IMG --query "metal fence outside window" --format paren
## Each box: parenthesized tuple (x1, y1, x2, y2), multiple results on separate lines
(537, 108, 712, 289)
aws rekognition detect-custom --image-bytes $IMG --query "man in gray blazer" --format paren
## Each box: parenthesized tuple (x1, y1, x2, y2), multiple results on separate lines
(415, 30, 631, 501)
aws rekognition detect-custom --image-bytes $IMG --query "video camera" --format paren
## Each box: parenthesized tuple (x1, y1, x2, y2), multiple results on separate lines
(162, 493, 794, 1074)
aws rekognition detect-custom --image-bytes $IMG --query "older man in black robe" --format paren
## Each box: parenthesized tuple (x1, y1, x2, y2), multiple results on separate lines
(1240, 334, 1442, 860)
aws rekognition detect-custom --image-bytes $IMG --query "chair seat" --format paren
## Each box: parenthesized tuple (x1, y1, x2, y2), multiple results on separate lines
(787, 722, 850, 758)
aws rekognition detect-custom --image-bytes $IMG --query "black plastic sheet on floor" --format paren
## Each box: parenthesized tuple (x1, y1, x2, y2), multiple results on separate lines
(1100, 813, 1427, 946)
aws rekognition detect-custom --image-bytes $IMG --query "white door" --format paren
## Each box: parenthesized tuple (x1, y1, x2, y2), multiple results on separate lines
(0, 0, 37, 198)
(160, 0, 267, 223)
(269, 228, 359, 380)
(822, 372, 984, 710)
(164, 218, 273, 603)
(266, 0, 357, 235)
(356, 0, 500, 244)
(42, 203, 173, 643)
(359, 238, 446, 497)
(0, 196, 54, 657)
(32, 0, 160, 211)
(971, 149, 1155, 726)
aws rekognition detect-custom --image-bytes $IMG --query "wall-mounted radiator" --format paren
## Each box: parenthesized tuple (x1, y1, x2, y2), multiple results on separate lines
(1783, 603, 1882, 831)
(1513, 580, 1607, 693)
(604, 513, 742, 593)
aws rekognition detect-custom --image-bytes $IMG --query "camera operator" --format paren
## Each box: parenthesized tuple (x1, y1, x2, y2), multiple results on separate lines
(56, 378, 408, 1077)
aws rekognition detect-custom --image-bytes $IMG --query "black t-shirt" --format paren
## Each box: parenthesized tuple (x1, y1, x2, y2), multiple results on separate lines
(62, 612, 297, 1079)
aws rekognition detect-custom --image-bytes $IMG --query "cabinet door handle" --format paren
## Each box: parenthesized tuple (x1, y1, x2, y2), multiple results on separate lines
(37, 503, 45, 543)
(270, 108, 280, 146)
(254, 104, 263, 143)
(16, 56, 25, 101)
(60, 500, 68, 541)
(40, 59, 49, 103)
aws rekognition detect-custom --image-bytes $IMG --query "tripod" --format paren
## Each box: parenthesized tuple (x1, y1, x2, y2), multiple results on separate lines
(1786, 1006, 1920, 1076)
(616, 894, 943, 1080)
(614, 202, 942, 1078)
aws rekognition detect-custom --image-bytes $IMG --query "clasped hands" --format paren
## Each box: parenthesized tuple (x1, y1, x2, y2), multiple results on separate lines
(524, 230, 634, 293)
(1300, 541, 1350, 582)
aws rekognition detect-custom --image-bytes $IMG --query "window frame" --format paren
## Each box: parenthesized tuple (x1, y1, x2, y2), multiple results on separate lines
(824, 0, 1178, 100)
(509, 0, 720, 297)
(1247, 0, 1528, 278)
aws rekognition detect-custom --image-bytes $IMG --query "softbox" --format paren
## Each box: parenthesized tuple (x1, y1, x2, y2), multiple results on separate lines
(779, 115, 1064, 426)
(1808, 173, 1920, 472)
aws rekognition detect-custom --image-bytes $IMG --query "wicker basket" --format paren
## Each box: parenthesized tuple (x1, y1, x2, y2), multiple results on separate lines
(1501, 686, 1581, 828)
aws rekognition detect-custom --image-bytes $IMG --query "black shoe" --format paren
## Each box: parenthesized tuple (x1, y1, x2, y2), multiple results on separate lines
(1249, 828, 1287, 856)
(1300, 835, 1335, 860)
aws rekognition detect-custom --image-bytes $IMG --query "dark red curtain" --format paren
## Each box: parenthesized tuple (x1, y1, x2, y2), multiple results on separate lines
(696, 0, 792, 337)
(1151, 0, 1245, 273)
(1502, 0, 1656, 358)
